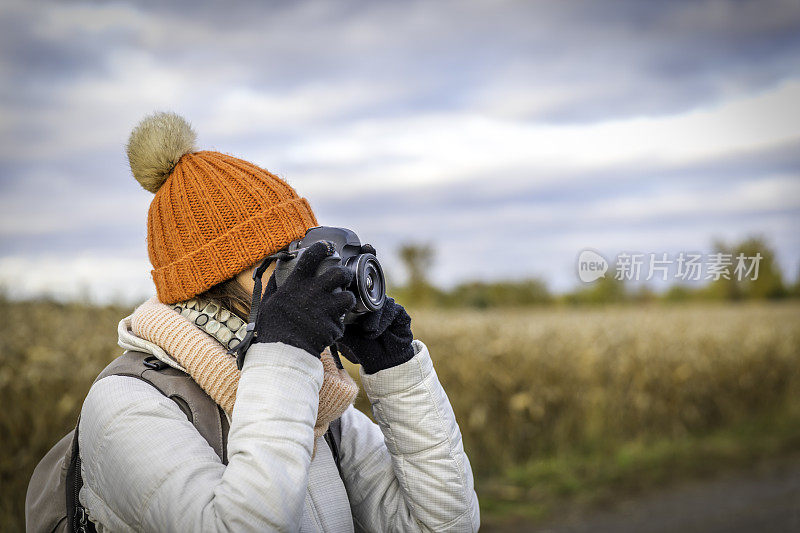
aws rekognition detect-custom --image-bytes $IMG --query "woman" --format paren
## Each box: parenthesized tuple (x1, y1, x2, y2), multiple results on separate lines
(77, 112, 480, 532)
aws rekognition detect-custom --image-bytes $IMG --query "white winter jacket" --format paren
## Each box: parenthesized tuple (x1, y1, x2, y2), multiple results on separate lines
(78, 336, 480, 532)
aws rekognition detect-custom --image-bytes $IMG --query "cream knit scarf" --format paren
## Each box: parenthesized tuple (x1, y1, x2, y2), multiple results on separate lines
(129, 297, 359, 438)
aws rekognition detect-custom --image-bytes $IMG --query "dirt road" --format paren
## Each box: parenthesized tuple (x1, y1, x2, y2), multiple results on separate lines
(483, 457, 800, 533)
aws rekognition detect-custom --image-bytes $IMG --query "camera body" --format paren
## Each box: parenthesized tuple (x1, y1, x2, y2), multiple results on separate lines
(273, 227, 386, 324)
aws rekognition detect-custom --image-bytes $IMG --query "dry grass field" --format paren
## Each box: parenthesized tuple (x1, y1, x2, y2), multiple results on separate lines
(2, 298, 799, 530)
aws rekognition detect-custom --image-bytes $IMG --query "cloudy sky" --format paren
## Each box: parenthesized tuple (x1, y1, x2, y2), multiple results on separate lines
(1, 0, 799, 302)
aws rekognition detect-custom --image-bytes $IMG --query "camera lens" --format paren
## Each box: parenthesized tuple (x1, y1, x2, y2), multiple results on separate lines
(354, 253, 385, 312)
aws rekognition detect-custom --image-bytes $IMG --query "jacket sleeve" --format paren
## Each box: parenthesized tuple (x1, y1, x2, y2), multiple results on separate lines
(338, 340, 480, 532)
(78, 342, 322, 532)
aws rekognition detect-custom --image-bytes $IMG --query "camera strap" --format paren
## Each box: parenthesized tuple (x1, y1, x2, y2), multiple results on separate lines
(228, 251, 292, 370)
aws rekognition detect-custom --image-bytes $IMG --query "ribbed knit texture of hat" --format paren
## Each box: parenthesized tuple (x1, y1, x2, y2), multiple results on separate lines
(128, 112, 318, 304)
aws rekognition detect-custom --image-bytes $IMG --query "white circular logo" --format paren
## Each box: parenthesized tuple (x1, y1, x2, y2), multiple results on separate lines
(577, 249, 608, 283)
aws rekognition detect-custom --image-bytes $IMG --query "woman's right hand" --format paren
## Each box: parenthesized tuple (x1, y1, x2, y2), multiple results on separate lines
(255, 241, 356, 358)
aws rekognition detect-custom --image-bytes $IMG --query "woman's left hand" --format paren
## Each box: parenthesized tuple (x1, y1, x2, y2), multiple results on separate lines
(337, 296, 415, 374)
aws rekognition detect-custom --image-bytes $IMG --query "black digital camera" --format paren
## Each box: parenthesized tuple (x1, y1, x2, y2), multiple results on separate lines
(273, 226, 386, 324)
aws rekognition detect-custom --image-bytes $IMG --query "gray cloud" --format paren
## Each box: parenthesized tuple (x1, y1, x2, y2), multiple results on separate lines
(0, 0, 798, 300)
(4, 0, 799, 118)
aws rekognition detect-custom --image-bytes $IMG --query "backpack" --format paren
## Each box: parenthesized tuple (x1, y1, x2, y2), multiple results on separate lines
(25, 350, 342, 532)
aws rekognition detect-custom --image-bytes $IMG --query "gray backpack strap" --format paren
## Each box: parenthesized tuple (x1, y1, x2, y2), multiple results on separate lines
(96, 351, 228, 463)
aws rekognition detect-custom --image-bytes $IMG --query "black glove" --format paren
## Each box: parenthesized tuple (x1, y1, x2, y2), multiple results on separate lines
(338, 296, 415, 374)
(255, 241, 356, 358)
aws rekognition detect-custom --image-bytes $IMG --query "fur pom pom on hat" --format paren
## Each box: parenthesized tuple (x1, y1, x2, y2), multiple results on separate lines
(127, 111, 318, 304)
(127, 112, 198, 193)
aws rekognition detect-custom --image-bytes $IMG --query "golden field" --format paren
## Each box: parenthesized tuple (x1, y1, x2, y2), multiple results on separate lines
(2, 299, 799, 530)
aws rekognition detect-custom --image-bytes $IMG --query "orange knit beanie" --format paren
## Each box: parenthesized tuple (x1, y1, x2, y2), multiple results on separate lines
(127, 112, 318, 304)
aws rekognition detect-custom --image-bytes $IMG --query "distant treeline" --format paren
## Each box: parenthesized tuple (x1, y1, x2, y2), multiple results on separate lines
(393, 237, 800, 308)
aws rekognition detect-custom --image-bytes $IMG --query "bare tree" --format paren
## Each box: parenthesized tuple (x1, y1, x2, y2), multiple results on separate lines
(398, 243, 434, 304)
